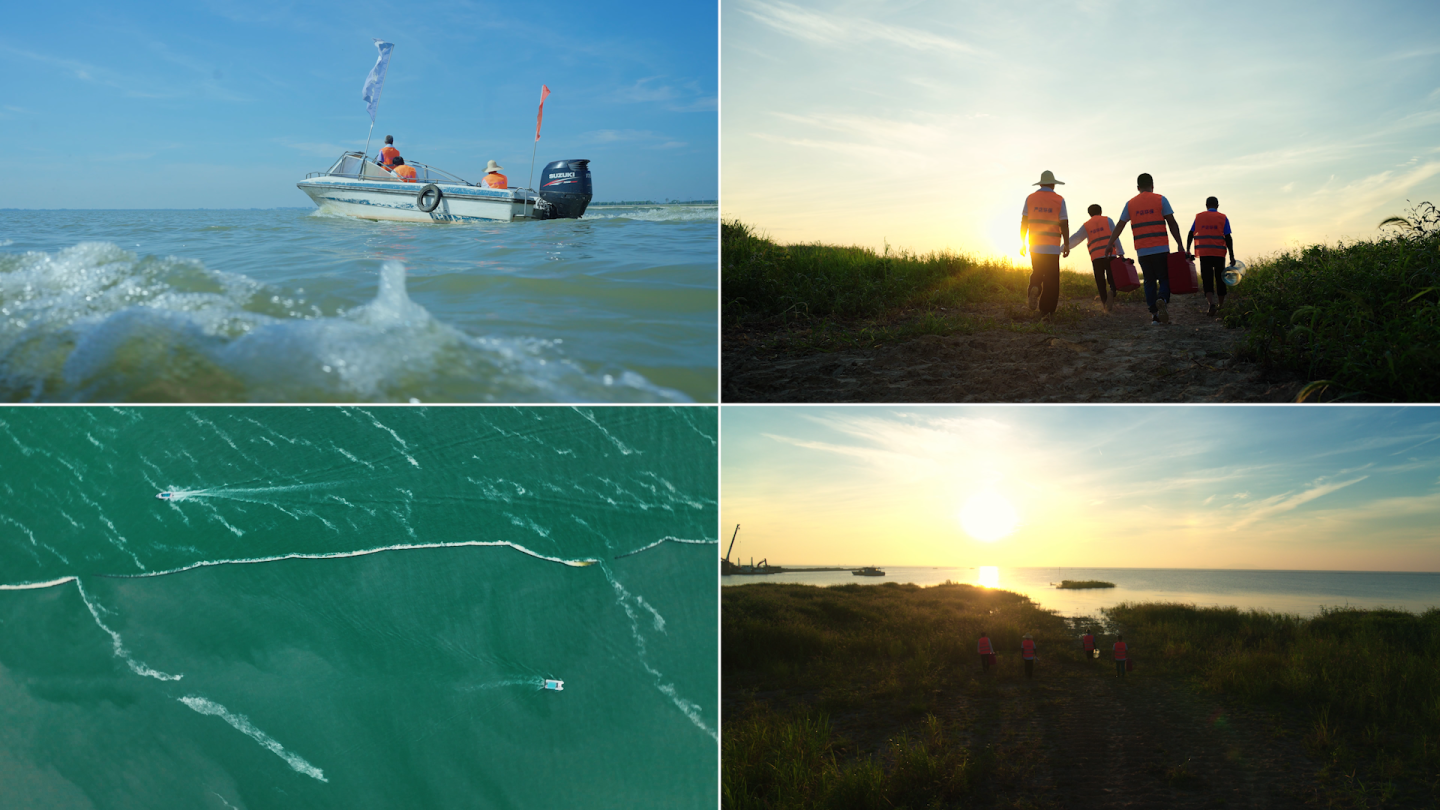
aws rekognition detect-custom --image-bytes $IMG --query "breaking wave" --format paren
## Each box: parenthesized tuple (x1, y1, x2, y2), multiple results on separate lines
(0, 244, 687, 402)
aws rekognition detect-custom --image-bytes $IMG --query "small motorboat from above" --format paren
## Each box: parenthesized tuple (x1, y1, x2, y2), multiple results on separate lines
(156, 491, 175, 500)
(297, 154, 593, 223)
(543, 679, 564, 691)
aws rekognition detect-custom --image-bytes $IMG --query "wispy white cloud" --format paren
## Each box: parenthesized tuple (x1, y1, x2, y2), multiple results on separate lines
(1228, 476, 1369, 531)
(737, 0, 987, 56)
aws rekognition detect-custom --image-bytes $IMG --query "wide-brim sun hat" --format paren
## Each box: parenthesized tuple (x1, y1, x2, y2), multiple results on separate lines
(486, 160, 504, 173)
(1033, 170, 1064, 186)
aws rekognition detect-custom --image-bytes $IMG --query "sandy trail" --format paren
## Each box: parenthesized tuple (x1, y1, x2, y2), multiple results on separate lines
(724, 298, 1307, 403)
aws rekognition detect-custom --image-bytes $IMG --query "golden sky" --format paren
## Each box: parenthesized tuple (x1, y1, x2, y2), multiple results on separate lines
(722, 406, 1440, 572)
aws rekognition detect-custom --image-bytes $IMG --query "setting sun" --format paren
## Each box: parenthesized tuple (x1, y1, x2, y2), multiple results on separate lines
(977, 566, 1000, 588)
(958, 489, 1018, 542)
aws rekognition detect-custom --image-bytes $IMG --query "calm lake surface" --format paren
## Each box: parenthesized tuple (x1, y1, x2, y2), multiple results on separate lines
(0, 407, 718, 808)
(0, 206, 716, 402)
(722, 566, 1440, 618)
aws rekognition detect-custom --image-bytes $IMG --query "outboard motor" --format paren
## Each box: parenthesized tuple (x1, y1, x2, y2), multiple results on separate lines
(534, 159, 592, 219)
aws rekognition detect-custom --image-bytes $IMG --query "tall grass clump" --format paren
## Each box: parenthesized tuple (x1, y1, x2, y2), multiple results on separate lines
(723, 708, 980, 810)
(723, 581, 1071, 687)
(723, 220, 1108, 326)
(1106, 602, 1440, 790)
(1223, 201, 1440, 400)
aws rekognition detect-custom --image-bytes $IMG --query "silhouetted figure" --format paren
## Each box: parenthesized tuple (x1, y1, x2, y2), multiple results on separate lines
(978, 631, 995, 673)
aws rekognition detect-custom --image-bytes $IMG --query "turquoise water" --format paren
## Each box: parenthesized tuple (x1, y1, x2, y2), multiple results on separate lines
(722, 566, 1440, 618)
(0, 407, 718, 808)
(0, 207, 717, 402)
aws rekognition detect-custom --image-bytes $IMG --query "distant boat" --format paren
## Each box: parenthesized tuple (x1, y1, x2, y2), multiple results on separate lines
(156, 491, 175, 500)
(853, 566, 885, 577)
(543, 679, 564, 691)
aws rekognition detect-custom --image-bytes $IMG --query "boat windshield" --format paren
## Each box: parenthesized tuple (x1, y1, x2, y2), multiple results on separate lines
(318, 153, 475, 186)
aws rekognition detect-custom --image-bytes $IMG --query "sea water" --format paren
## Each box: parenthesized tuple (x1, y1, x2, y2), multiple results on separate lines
(721, 566, 1440, 619)
(0, 207, 717, 403)
(0, 407, 718, 809)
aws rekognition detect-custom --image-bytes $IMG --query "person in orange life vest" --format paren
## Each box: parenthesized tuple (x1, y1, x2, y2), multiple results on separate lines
(1066, 204, 1126, 312)
(1020, 170, 1070, 318)
(1186, 196, 1236, 317)
(1106, 173, 1189, 326)
(978, 631, 995, 672)
(391, 156, 417, 183)
(376, 135, 401, 168)
(1113, 634, 1128, 677)
(1081, 628, 1096, 659)
(1021, 633, 1037, 679)
(483, 160, 508, 189)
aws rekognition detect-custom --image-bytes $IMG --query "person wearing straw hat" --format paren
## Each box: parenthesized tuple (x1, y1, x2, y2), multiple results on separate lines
(1020, 171, 1070, 319)
(1020, 633, 1037, 679)
(483, 160, 508, 189)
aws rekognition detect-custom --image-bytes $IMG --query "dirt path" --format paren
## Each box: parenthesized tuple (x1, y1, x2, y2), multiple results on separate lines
(723, 299, 1308, 403)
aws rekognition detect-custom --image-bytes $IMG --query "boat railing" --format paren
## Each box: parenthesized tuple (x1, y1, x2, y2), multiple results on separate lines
(305, 152, 489, 187)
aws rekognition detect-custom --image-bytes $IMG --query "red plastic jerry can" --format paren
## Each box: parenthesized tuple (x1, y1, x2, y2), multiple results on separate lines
(1110, 257, 1141, 292)
(1167, 252, 1200, 294)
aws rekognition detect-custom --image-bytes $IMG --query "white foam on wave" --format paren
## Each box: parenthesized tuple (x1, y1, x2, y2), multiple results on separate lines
(74, 579, 183, 682)
(584, 205, 717, 223)
(179, 695, 327, 782)
(0, 539, 599, 593)
(598, 561, 717, 742)
(0, 245, 689, 402)
(614, 536, 718, 559)
(572, 407, 638, 455)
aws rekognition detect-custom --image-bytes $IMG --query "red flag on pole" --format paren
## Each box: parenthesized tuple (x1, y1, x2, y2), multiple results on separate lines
(535, 85, 551, 142)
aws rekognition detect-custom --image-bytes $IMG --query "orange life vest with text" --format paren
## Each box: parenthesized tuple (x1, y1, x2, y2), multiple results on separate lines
(393, 164, 417, 183)
(978, 637, 993, 655)
(1084, 215, 1114, 260)
(1127, 192, 1169, 252)
(1025, 189, 1064, 250)
(485, 172, 508, 189)
(1021, 638, 1036, 660)
(1114, 641, 1128, 661)
(1193, 210, 1229, 257)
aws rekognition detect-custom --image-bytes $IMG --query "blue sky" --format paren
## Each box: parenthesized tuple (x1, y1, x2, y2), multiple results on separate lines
(2, 0, 716, 208)
(722, 0, 1440, 264)
(723, 406, 1440, 571)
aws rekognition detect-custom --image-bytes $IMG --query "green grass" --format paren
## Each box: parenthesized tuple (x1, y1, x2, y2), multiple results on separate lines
(723, 708, 981, 810)
(1221, 202, 1440, 400)
(723, 581, 1071, 686)
(722, 220, 1144, 328)
(1056, 579, 1116, 589)
(1104, 602, 1440, 799)
(723, 582, 1071, 809)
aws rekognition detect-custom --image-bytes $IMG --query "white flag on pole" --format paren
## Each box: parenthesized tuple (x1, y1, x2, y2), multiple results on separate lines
(362, 40, 394, 123)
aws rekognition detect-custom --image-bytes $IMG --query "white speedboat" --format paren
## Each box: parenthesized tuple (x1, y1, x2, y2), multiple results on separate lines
(156, 491, 175, 500)
(297, 154, 592, 223)
(543, 679, 564, 691)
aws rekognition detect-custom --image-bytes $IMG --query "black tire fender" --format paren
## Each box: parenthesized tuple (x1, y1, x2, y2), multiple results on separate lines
(416, 184, 443, 213)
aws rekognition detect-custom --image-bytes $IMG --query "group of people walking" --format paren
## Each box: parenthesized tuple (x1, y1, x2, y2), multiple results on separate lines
(1021, 171, 1237, 323)
(977, 629, 1131, 677)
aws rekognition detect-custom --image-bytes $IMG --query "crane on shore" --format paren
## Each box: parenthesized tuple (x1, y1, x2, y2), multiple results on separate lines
(722, 524, 740, 574)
